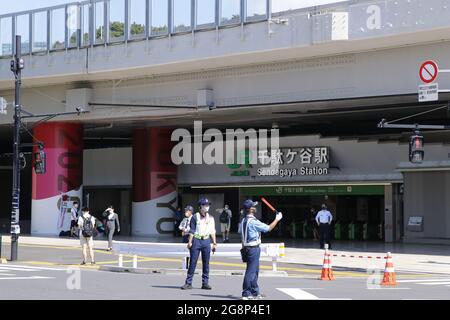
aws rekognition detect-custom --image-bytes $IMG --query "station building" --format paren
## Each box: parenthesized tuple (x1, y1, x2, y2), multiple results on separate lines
(1, 0, 450, 244)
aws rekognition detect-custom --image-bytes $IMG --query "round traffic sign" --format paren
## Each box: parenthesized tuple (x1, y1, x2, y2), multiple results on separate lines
(419, 60, 438, 83)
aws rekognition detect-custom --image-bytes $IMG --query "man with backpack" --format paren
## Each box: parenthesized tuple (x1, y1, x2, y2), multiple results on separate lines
(219, 205, 232, 243)
(77, 207, 96, 265)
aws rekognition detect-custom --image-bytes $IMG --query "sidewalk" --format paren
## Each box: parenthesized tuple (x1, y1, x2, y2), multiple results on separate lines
(1, 234, 450, 274)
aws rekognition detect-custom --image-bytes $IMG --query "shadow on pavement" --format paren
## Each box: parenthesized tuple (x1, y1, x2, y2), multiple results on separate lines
(152, 285, 184, 290)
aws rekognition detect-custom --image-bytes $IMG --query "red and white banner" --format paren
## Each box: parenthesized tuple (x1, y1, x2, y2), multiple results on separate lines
(132, 128, 177, 236)
(31, 122, 83, 235)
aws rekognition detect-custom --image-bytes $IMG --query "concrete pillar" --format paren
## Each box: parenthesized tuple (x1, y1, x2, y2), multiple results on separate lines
(31, 122, 83, 235)
(132, 128, 177, 236)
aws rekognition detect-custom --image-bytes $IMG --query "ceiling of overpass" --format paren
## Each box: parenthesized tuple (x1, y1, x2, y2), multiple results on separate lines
(1, 94, 450, 152)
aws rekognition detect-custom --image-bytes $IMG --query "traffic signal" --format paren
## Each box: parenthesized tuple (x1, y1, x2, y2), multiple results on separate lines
(34, 149, 46, 174)
(409, 132, 424, 163)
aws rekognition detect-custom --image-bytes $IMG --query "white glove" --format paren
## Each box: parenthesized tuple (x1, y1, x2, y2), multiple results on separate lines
(275, 212, 283, 221)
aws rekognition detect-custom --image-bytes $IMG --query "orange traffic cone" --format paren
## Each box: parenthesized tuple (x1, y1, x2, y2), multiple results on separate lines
(320, 246, 335, 281)
(381, 252, 397, 286)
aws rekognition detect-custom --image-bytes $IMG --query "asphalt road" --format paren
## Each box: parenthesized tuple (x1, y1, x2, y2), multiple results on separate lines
(0, 243, 449, 300)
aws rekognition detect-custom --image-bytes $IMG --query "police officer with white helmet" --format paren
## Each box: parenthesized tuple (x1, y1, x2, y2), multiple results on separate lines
(181, 198, 217, 290)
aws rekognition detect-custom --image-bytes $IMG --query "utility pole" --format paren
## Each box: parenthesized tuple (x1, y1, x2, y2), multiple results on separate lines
(10, 35, 24, 261)
(2, 36, 88, 261)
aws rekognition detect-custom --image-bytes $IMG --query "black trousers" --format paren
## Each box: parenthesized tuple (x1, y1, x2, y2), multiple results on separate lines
(319, 223, 331, 248)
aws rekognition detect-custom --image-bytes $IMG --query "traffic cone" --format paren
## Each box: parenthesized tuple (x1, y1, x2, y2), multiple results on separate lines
(320, 246, 335, 281)
(381, 252, 397, 286)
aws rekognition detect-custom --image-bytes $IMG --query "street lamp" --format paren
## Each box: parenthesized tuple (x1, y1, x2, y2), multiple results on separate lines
(2, 35, 89, 261)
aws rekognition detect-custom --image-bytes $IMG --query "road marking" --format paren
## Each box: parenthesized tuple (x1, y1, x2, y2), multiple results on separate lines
(0, 266, 38, 272)
(418, 282, 450, 285)
(277, 288, 319, 300)
(0, 276, 54, 280)
(0, 273, 16, 276)
(397, 278, 450, 283)
(3, 265, 66, 271)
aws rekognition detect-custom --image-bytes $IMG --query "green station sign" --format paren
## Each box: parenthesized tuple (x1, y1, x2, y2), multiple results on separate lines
(241, 185, 385, 196)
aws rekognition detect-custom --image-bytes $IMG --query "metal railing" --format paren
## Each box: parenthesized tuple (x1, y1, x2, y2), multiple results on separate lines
(0, 0, 280, 58)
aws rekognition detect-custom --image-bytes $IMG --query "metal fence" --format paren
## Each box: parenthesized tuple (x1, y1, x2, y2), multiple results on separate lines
(0, 0, 282, 58)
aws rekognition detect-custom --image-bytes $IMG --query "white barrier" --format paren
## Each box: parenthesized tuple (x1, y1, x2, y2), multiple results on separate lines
(112, 241, 285, 272)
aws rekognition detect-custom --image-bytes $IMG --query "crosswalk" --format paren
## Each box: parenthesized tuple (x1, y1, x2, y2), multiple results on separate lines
(0, 264, 63, 280)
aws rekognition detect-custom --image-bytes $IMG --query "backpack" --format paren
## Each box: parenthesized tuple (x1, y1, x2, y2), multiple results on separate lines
(220, 210, 229, 223)
(82, 216, 94, 237)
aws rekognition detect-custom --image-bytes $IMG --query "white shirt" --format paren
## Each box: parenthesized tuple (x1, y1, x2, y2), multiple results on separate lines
(71, 207, 78, 221)
(179, 216, 192, 232)
(190, 213, 216, 237)
(316, 210, 333, 224)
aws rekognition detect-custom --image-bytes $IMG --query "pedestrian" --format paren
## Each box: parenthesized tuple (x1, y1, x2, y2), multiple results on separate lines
(240, 199, 282, 300)
(78, 207, 96, 265)
(70, 201, 79, 238)
(179, 205, 194, 243)
(219, 204, 232, 243)
(315, 204, 333, 249)
(102, 205, 120, 251)
(310, 207, 319, 240)
(181, 198, 217, 290)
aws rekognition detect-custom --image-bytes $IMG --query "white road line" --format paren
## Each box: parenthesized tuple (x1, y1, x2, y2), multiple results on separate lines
(0, 267, 38, 272)
(4, 265, 66, 271)
(397, 279, 450, 283)
(418, 282, 450, 286)
(0, 276, 54, 280)
(0, 273, 16, 276)
(277, 288, 319, 300)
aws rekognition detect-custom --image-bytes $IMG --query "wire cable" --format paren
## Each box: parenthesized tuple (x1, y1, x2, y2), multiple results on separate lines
(386, 104, 449, 124)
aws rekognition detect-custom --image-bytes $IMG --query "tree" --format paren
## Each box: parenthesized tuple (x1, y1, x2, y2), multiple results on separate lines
(130, 22, 145, 36)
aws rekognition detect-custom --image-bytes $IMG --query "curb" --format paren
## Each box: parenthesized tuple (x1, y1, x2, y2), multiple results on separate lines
(99, 265, 288, 277)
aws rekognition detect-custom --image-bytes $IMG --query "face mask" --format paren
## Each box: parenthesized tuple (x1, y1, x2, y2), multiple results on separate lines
(204, 206, 210, 212)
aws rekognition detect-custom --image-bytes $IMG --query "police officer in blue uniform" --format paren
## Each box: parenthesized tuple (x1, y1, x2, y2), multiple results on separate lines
(240, 199, 283, 300)
(181, 198, 217, 290)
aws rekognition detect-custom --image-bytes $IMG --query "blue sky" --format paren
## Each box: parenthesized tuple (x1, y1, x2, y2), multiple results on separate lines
(1, 0, 348, 16)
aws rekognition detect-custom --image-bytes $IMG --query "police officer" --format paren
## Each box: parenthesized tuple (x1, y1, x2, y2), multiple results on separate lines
(315, 204, 333, 249)
(240, 199, 282, 300)
(179, 205, 194, 243)
(181, 198, 217, 290)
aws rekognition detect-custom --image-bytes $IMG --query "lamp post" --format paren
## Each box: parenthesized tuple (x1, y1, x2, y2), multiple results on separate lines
(9, 35, 24, 261)
(5, 35, 88, 261)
